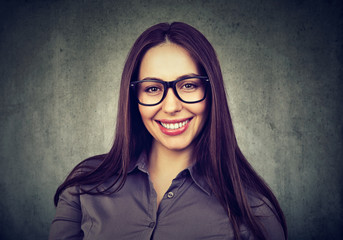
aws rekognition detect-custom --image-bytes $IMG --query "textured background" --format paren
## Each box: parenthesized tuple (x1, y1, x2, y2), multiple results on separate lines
(0, 0, 342, 239)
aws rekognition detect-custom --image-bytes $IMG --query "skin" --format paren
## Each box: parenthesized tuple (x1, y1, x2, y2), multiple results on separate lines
(138, 42, 208, 206)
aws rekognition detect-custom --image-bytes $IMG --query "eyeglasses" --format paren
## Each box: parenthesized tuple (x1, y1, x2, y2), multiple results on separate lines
(130, 76, 210, 106)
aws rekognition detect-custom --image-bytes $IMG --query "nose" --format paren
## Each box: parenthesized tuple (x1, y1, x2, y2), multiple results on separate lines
(161, 88, 182, 114)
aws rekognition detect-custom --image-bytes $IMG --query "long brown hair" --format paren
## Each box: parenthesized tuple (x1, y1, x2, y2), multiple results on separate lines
(54, 22, 287, 240)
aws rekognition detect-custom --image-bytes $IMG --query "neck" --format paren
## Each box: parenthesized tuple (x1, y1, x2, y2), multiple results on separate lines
(148, 141, 193, 178)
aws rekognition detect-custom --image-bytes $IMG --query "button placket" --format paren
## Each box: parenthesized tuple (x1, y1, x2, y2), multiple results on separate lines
(167, 191, 174, 199)
(148, 222, 156, 228)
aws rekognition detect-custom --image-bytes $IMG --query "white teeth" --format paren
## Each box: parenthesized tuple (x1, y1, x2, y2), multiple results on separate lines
(161, 120, 189, 130)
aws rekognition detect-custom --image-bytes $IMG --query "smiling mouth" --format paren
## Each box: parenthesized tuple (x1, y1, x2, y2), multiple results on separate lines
(156, 117, 193, 135)
(159, 119, 190, 130)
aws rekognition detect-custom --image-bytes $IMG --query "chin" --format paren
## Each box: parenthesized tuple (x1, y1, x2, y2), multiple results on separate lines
(167, 146, 189, 151)
(160, 140, 193, 152)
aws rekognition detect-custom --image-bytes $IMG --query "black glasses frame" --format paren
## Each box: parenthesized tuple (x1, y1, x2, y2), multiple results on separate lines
(130, 76, 210, 106)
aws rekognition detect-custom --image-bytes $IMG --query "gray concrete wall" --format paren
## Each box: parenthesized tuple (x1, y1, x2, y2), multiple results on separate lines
(0, 0, 342, 239)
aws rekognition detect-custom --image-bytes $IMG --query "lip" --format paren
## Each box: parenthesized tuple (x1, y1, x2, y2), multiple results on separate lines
(156, 117, 193, 136)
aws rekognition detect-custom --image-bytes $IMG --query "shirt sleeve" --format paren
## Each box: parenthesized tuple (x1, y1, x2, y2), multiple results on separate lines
(249, 194, 286, 240)
(49, 186, 84, 240)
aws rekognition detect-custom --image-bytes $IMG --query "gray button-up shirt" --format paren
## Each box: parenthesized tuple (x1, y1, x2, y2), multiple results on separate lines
(49, 154, 285, 239)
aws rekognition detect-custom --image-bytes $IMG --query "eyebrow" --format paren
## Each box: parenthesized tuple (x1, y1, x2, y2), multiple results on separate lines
(140, 73, 200, 81)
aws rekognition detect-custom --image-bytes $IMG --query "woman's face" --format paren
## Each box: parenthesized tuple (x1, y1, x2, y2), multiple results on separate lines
(138, 43, 208, 152)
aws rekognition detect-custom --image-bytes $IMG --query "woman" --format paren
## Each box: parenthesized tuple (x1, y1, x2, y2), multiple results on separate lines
(49, 22, 287, 240)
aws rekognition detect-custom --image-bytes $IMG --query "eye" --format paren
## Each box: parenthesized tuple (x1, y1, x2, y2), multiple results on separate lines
(145, 86, 161, 93)
(179, 81, 200, 92)
(142, 85, 163, 95)
(182, 83, 197, 89)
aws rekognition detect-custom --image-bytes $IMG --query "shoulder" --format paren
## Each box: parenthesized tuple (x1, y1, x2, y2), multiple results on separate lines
(246, 191, 279, 217)
(57, 154, 105, 196)
(246, 190, 286, 240)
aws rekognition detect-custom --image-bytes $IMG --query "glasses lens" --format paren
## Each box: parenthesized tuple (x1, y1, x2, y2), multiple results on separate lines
(135, 81, 164, 105)
(175, 78, 206, 102)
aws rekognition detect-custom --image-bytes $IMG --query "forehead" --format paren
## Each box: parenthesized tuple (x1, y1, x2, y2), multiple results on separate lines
(138, 43, 199, 80)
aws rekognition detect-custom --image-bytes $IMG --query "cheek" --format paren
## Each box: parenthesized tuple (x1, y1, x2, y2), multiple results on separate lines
(138, 105, 158, 123)
(190, 100, 208, 118)
(192, 101, 209, 132)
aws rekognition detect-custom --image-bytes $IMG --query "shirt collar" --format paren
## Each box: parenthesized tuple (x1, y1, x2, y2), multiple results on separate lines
(128, 152, 149, 174)
(128, 152, 212, 196)
(187, 164, 212, 196)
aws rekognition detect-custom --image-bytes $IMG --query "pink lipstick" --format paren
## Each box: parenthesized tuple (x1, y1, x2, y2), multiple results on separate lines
(156, 117, 192, 136)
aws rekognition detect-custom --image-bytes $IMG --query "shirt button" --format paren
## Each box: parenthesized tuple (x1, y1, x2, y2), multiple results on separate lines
(167, 191, 174, 199)
(148, 222, 155, 228)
